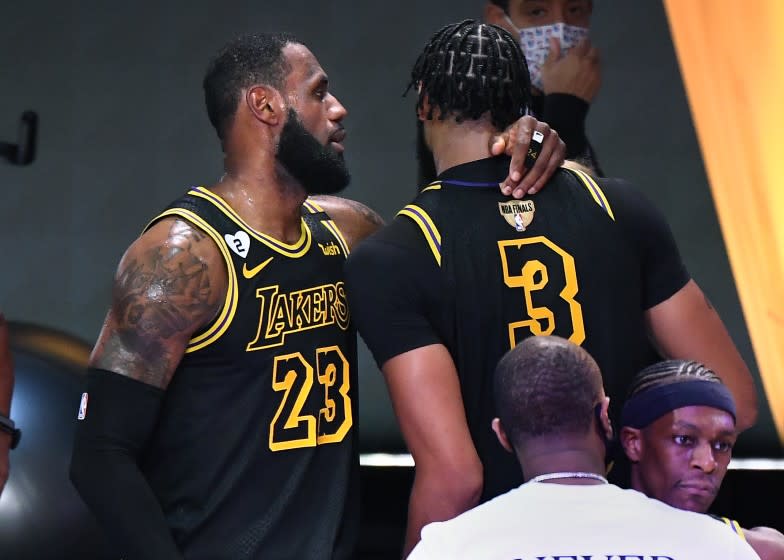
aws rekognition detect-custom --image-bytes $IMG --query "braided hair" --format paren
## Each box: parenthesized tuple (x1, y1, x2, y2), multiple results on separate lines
(626, 360, 723, 399)
(406, 19, 531, 130)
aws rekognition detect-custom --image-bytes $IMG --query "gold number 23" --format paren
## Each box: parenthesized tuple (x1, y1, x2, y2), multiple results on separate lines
(269, 346, 352, 452)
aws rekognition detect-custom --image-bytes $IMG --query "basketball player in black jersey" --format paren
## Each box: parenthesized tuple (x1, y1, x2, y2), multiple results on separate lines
(620, 360, 784, 560)
(344, 20, 758, 555)
(67, 32, 565, 559)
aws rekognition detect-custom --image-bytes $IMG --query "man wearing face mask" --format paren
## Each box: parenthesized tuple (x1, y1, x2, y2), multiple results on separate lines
(485, 0, 602, 174)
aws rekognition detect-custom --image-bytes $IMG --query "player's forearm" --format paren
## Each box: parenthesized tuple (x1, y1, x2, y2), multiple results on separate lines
(402, 469, 482, 558)
(70, 452, 182, 559)
(70, 368, 180, 558)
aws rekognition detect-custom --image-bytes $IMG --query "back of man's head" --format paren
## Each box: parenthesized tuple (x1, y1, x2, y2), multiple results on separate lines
(203, 32, 299, 141)
(493, 335, 603, 449)
(406, 19, 532, 130)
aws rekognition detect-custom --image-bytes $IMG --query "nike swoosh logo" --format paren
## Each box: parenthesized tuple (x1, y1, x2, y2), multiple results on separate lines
(242, 256, 274, 279)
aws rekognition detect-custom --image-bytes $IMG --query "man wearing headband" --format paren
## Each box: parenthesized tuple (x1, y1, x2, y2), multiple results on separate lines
(408, 338, 759, 559)
(621, 360, 784, 560)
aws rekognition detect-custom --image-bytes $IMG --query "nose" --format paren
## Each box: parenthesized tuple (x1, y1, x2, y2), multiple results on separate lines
(328, 93, 347, 122)
(690, 442, 718, 473)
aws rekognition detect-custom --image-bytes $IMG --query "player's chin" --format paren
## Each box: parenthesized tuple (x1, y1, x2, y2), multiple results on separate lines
(671, 489, 715, 513)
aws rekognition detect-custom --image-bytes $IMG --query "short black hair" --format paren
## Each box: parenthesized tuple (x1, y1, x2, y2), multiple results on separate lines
(494, 336, 602, 447)
(406, 20, 531, 130)
(203, 32, 299, 141)
(627, 360, 723, 399)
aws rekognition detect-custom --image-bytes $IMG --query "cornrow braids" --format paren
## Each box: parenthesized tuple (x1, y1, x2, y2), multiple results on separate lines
(405, 19, 531, 130)
(627, 360, 723, 399)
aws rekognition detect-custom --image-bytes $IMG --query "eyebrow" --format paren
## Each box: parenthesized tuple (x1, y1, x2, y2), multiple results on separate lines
(671, 421, 736, 437)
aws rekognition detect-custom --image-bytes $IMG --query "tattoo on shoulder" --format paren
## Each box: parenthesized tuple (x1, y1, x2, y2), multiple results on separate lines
(344, 199, 384, 228)
(95, 220, 219, 387)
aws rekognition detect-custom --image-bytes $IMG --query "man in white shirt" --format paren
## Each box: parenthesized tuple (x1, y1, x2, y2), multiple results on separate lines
(408, 336, 760, 559)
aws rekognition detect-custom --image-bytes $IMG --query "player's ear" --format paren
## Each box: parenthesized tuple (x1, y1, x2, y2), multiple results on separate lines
(247, 85, 282, 126)
(620, 426, 642, 463)
(492, 417, 514, 453)
(599, 396, 613, 441)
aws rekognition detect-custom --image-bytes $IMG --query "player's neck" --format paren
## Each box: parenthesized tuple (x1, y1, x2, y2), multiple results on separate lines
(213, 151, 307, 244)
(518, 437, 607, 485)
(428, 117, 497, 175)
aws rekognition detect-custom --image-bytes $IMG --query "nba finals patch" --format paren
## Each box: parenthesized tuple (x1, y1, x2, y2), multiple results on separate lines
(498, 200, 535, 232)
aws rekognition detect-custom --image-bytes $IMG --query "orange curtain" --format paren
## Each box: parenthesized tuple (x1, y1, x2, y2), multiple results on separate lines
(664, 1, 784, 443)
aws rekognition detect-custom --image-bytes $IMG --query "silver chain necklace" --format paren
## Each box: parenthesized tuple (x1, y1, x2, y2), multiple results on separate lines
(530, 471, 609, 484)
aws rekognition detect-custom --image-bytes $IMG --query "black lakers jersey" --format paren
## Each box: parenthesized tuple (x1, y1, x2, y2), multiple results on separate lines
(346, 156, 689, 502)
(140, 187, 358, 559)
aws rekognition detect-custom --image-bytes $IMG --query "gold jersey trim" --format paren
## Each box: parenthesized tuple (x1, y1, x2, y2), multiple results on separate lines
(718, 517, 747, 541)
(189, 187, 312, 258)
(151, 208, 239, 353)
(566, 168, 616, 221)
(397, 204, 442, 266)
(303, 199, 351, 256)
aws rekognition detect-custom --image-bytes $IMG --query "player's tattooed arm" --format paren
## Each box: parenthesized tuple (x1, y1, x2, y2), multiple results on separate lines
(309, 195, 385, 250)
(90, 218, 226, 389)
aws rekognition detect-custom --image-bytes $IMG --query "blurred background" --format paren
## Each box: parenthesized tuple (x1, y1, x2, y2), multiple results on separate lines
(0, 0, 781, 558)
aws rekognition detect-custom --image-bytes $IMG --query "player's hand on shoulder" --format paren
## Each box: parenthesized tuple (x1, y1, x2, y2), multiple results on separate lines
(308, 195, 385, 250)
(489, 115, 566, 198)
(89, 218, 226, 389)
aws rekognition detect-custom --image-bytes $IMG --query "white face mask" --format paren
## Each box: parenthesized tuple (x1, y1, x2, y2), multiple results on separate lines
(504, 16, 589, 92)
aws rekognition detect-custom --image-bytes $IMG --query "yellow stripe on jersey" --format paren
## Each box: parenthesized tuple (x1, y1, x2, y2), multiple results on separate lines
(190, 187, 312, 258)
(303, 199, 323, 213)
(152, 208, 239, 353)
(303, 198, 351, 255)
(730, 519, 747, 541)
(718, 517, 748, 542)
(421, 181, 442, 193)
(566, 168, 616, 221)
(397, 204, 442, 266)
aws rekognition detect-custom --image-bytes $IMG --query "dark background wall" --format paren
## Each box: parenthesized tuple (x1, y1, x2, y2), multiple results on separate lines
(0, 0, 776, 454)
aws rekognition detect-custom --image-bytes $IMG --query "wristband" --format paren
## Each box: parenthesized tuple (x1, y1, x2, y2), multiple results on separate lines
(0, 414, 21, 449)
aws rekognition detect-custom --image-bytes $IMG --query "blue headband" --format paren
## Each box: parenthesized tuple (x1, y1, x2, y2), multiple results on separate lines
(620, 379, 736, 429)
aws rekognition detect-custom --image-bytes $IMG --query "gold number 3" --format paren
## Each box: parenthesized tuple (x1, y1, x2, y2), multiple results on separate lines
(498, 236, 586, 349)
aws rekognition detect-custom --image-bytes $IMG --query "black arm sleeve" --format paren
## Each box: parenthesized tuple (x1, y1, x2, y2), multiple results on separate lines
(540, 93, 590, 160)
(599, 178, 691, 308)
(70, 368, 183, 560)
(345, 220, 444, 368)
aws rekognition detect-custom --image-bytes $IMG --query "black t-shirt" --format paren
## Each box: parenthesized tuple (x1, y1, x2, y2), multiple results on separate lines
(345, 157, 689, 501)
(142, 190, 359, 559)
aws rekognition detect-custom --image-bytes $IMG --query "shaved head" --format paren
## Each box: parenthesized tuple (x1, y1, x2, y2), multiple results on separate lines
(494, 336, 603, 447)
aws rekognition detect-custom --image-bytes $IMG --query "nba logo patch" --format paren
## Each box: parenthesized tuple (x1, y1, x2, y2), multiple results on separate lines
(498, 200, 535, 232)
(77, 392, 89, 420)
